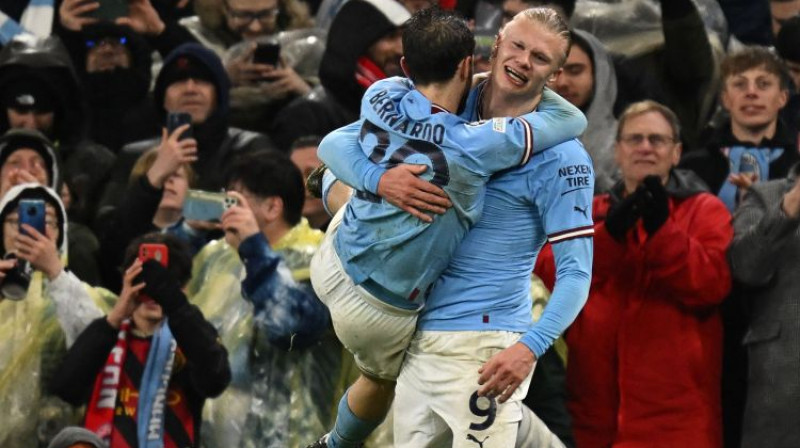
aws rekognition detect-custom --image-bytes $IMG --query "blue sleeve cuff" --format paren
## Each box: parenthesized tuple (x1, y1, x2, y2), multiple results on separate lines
(238, 232, 272, 261)
(517, 334, 542, 358)
(237, 233, 282, 299)
(322, 169, 339, 216)
(365, 166, 387, 195)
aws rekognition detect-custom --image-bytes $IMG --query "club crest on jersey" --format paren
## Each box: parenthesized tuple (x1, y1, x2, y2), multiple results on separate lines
(491, 117, 506, 133)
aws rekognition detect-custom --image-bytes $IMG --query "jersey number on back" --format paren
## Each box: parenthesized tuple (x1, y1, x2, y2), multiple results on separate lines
(356, 120, 450, 202)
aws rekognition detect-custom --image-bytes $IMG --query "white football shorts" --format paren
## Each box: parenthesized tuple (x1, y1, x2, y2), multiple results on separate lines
(310, 208, 418, 381)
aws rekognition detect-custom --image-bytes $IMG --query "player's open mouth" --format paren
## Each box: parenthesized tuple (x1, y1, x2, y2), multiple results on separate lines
(504, 66, 528, 85)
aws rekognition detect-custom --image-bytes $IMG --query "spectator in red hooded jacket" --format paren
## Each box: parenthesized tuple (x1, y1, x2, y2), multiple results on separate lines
(535, 100, 733, 448)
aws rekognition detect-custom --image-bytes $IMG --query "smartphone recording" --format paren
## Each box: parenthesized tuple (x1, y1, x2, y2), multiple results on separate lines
(183, 190, 238, 222)
(253, 43, 281, 66)
(167, 112, 193, 141)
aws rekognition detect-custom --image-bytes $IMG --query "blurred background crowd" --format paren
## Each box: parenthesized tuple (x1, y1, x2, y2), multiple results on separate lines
(0, 0, 799, 447)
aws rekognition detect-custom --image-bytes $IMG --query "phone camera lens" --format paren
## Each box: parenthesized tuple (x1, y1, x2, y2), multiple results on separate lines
(27, 207, 36, 216)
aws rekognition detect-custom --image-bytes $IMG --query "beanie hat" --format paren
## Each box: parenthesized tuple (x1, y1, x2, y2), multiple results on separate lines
(0, 128, 60, 189)
(776, 16, 800, 64)
(158, 54, 217, 90)
(1, 76, 57, 112)
(154, 43, 231, 119)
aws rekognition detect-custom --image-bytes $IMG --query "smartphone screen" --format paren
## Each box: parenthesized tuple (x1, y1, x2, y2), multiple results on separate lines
(183, 190, 238, 221)
(253, 43, 281, 66)
(166, 112, 193, 140)
(139, 243, 169, 267)
(137, 243, 168, 303)
(18, 199, 45, 236)
(88, 0, 130, 22)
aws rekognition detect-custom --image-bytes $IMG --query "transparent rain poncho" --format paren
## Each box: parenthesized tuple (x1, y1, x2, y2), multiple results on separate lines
(188, 220, 365, 448)
(570, 0, 728, 57)
(0, 184, 115, 448)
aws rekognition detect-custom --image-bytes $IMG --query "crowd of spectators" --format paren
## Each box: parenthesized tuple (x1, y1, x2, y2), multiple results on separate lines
(0, 0, 798, 447)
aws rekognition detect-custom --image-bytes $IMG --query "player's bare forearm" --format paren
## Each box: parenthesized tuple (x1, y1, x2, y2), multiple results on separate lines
(324, 181, 352, 216)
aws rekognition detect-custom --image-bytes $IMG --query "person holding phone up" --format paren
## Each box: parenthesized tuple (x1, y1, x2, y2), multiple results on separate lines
(186, 150, 344, 448)
(58, 0, 198, 58)
(224, 35, 318, 132)
(97, 121, 203, 291)
(0, 183, 116, 448)
(49, 233, 231, 448)
(225, 39, 311, 98)
(97, 43, 273, 240)
(179, 0, 314, 96)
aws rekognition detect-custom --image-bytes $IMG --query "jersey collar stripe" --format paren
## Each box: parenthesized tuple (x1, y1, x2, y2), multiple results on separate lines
(548, 225, 595, 243)
(431, 103, 449, 114)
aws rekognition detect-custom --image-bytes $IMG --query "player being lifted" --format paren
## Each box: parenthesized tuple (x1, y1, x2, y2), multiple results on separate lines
(319, 7, 595, 447)
(307, 8, 586, 448)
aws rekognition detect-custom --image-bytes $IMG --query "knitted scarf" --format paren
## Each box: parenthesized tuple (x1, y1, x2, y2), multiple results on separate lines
(84, 319, 177, 448)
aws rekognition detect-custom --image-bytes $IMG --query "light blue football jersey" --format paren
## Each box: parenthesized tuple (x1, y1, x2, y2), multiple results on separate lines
(319, 77, 586, 308)
(418, 82, 595, 357)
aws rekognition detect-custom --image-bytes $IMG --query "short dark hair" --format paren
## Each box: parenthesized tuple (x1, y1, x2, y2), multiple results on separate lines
(290, 135, 322, 151)
(122, 233, 193, 287)
(721, 46, 790, 91)
(224, 150, 305, 226)
(402, 8, 474, 85)
(568, 30, 594, 71)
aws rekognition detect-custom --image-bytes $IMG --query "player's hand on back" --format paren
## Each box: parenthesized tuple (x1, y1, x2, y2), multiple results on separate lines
(477, 342, 537, 403)
(377, 164, 452, 223)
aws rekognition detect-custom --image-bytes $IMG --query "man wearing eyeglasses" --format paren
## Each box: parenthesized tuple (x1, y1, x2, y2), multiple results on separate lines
(180, 0, 311, 49)
(224, 0, 282, 40)
(182, 0, 312, 90)
(177, 0, 315, 132)
(535, 100, 732, 448)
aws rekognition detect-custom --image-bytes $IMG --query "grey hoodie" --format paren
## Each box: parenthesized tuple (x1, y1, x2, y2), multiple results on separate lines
(572, 28, 620, 194)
